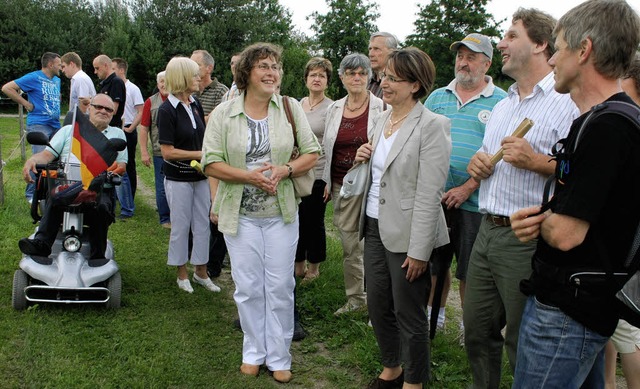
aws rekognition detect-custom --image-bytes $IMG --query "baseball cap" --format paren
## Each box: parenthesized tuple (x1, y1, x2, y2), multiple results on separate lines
(450, 33, 494, 59)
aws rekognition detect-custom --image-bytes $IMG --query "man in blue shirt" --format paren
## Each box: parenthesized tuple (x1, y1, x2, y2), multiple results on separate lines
(2, 52, 62, 202)
(424, 33, 507, 335)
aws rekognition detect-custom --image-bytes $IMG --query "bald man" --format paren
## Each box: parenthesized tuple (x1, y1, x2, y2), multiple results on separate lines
(92, 54, 126, 128)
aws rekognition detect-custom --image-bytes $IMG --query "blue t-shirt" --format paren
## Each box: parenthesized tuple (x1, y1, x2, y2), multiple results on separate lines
(425, 78, 507, 212)
(15, 70, 61, 129)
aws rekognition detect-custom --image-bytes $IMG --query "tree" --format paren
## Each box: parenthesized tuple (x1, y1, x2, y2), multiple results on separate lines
(309, 0, 379, 98)
(128, 0, 299, 96)
(0, 0, 307, 102)
(0, 0, 98, 107)
(405, 0, 504, 90)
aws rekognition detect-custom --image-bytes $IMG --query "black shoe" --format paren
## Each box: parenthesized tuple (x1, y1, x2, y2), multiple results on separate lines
(118, 215, 132, 221)
(293, 320, 306, 341)
(19, 238, 51, 257)
(367, 371, 404, 389)
(207, 268, 221, 278)
(233, 318, 242, 331)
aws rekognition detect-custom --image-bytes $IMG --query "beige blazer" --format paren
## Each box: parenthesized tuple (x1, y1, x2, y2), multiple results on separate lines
(322, 91, 385, 188)
(358, 102, 452, 261)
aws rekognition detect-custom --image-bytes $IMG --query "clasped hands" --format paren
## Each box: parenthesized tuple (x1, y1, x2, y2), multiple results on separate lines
(248, 162, 290, 195)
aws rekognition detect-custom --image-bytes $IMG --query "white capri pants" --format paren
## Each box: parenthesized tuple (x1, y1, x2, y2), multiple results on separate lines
(164, 179, 210, 266)
(611, 319, 640, 354)
(225, 215, 298, 371)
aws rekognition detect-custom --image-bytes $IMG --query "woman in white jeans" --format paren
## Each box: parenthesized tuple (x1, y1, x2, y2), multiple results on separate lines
(201, 43, 320, 383)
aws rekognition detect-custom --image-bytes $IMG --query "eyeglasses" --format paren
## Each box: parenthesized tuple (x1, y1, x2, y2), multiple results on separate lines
(344, 70, 368, 78)
(255, 63, 281, 72)
(381, 72, 407, 83)
(91, 103, 115, 114)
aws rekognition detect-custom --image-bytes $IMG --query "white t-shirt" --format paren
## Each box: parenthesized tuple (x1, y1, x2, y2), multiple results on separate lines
(123, 80, 144, 126)
(69, 70, 96, 111)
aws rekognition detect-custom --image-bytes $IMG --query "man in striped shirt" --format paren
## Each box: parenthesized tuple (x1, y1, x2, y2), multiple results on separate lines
(424, 33, 507, 336)
(464, 9, 579, 388)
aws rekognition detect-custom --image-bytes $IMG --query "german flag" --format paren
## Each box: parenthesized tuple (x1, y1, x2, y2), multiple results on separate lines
(70, 107, 118, 189)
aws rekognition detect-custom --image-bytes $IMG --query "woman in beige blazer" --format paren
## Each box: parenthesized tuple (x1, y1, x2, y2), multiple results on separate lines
(322, 53, 385, 316)
(355, 48, 451, 389)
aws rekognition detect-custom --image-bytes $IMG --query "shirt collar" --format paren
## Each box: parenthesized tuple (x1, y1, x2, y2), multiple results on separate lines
(445, 76, 498, 102)
(168, 93, 195, 108)
(507, 71, 555, 98)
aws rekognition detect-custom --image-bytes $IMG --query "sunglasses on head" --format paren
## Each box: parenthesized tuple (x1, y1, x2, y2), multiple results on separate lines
(91, 103, 114, 114)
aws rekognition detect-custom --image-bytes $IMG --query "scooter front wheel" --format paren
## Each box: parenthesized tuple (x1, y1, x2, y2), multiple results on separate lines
(12, 270, 29, 310)
(106, 272, 121, 309)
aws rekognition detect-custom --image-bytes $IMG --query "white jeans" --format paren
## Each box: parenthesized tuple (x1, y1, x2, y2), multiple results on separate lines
(225, 215, 298, 370)
(164, 179, 210, 266)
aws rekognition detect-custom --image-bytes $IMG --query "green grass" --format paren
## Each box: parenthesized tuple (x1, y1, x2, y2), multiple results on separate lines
(0, 118, 493, 388)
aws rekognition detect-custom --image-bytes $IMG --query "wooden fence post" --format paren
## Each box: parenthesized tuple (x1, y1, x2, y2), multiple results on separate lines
(19, 104, 26, 161)
(0, 136, 4, 205)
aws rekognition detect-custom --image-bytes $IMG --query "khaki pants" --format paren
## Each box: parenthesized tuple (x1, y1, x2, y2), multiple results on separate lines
(332, 183, 366, 304)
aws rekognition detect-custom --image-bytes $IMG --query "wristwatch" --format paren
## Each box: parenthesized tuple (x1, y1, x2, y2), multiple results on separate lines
(285, 164, 293, 178)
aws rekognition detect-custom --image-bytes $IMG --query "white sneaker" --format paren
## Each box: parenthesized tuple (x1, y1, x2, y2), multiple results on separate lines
(177, 278, 194, 293)
(193, 274, 221, 292)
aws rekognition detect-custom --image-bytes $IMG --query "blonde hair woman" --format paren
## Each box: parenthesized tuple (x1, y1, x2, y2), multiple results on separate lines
(157, 57, 220, 294)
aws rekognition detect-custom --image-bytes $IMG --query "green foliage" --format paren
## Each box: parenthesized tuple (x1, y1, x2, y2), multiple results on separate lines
(309, 0, 380, 98)
(406, 0, 505, 90)
(0, 0, 510, 104)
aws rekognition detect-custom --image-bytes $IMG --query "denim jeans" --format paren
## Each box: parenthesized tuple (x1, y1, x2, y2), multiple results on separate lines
(115, 172, 135, 217)
(153, 156, 170, 224)
(512, 296, 608, 389)
(26, 124, 59, 201)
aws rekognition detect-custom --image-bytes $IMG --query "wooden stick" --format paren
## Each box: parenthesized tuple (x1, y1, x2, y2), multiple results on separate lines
(490, 118, 535, 165)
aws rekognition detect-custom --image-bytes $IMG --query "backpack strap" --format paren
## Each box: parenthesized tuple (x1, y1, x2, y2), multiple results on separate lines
(582, 101, 640, 282)
(573, 101, 640, 152)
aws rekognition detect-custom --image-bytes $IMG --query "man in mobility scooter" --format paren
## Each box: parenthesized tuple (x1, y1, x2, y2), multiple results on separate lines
(14, 94, 127, 309)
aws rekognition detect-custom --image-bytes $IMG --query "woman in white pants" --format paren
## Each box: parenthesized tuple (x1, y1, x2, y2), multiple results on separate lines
(201, 43, 320, 383)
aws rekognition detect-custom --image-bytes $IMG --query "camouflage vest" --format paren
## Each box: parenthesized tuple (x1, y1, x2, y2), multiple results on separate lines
(149, 93, 164, 156)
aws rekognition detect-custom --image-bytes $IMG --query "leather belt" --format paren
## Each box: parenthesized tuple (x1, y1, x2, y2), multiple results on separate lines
(486, 213, 511, 227)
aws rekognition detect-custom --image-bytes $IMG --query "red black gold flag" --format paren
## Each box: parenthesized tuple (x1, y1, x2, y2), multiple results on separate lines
(70, 107, 118, 189)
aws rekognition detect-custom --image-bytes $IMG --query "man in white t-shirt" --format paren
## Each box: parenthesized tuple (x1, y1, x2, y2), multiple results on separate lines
(61, 52, 96, 113)
(112, 57, 143, 218)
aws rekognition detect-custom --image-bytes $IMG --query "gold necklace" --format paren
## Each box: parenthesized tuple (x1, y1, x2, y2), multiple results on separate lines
(386, 112, 410, 136)
(307, 96, 325, 111)
(345, 94, 369, 112)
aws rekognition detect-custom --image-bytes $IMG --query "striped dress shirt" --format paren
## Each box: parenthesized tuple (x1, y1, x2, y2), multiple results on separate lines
(478, 72, 579, 217)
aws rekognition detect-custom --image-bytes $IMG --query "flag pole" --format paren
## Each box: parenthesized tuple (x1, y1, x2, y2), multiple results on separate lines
(65, 104, 78, 176)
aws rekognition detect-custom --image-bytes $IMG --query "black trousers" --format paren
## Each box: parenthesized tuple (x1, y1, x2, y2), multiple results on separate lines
(207, 221, 227, 277)
(36, 189, 115, 259)
(295, 179, 327, 263)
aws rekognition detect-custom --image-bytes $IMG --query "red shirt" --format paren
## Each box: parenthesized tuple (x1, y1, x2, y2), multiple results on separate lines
(140, 93, 168, 127)
(331, 108, 369, 185)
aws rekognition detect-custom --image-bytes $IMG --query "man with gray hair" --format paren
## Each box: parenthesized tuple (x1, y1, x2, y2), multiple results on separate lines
(424, 33, 507, 338)
(510, 0, 640, 386)
(190, 49, 229, 279)
(367, 31, 398, 98)
(190, 50, 228, 123)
